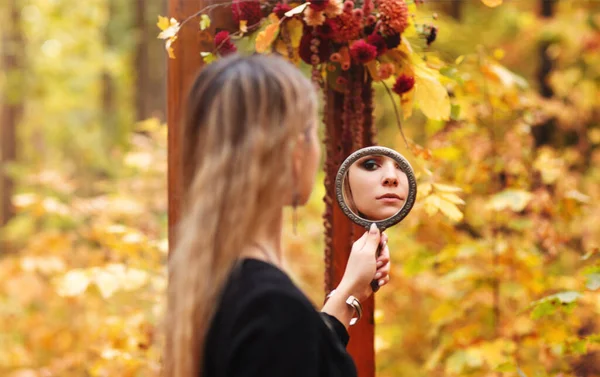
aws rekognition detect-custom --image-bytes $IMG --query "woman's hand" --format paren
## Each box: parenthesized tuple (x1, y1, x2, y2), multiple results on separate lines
(338, 223, 391, 303)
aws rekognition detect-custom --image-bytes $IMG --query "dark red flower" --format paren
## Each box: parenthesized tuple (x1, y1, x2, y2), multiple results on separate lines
(309, 0, 330, 11)
(349, 40, 377, 64)
(426, 26, 438, 46)
(316, 19, 338, 40)
(367, 33, 387, 56)
(384, 32, 401, 49)
(299, 31, 331, 65)
(232, 0, 262, 28)
(214, 31, 237, 55)
(392, 74, 415, 95)
(273, 2, 292, 19)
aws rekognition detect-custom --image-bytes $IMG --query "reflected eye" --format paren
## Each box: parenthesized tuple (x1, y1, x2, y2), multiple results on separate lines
(361, 159, 380, 171)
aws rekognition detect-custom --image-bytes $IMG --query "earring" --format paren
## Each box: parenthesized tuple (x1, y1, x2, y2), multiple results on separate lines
(292, 192, 299, 235)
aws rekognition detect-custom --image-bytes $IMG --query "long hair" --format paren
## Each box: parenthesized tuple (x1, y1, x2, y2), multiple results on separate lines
(163, 54, 318, 377)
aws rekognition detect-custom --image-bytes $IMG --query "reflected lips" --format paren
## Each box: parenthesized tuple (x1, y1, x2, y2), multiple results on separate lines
(377, 193, 403, 203)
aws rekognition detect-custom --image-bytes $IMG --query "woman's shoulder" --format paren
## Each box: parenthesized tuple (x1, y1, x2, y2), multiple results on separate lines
(220, 258, 316, 316)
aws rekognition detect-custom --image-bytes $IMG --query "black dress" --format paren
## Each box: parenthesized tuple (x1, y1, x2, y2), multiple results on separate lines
(203, 258, 358, 377)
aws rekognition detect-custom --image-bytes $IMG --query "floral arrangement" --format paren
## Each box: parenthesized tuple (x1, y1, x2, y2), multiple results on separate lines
(158, 0, 451, 135)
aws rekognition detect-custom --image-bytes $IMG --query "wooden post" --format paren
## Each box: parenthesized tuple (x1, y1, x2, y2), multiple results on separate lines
(167, 0, 235, 248)
(324, 66, 376, 377)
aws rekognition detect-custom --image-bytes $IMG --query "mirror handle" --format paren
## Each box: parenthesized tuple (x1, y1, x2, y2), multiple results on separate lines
(370, 242, 383, 292)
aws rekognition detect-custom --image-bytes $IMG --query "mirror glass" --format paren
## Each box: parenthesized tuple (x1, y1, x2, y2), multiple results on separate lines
(342, 154, 409, 221)
(335, 146, 417, 230)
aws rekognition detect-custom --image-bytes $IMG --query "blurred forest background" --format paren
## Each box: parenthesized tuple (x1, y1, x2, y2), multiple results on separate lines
(1, 0, 600, 377)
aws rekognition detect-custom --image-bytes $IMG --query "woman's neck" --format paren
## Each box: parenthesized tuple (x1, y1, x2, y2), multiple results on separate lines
(240, 210, 284, 266)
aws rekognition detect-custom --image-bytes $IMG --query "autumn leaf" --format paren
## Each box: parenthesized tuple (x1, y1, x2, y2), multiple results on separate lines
(286, 18, 303, 48)
(199, 14, 211, 31)
(486, 189, 532, 212)
(366, 61, 380, 81)
(157, 16, 180, 39)
(423, 194, 464, 222)
(413, 65, 451, 121)
(201, 52, 217, 64)
(255, 15, 280, 53)
(239, 20, 248, 33)
(481, 0, 502, 7)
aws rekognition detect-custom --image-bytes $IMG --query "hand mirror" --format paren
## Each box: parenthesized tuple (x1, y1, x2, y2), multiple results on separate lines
(335, 146, 417, 291)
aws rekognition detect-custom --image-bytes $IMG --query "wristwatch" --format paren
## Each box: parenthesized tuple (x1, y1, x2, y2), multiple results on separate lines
(327, 289, 363, 326)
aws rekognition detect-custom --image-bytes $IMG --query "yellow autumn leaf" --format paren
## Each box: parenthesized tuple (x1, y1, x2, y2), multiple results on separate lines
(414, 66, 451, 121)
(166, 36, 177, 59)
(256, 16, 280, 53)
(433, 182, 463, 193)
(366, 61, 380, 81)
(439, 192, 465, 205)
(481, 0, 502, 7)
(94, 269, 120, 299)
(239, 20, 248, 33)
(157, 17, 180, 39)
(287, 18, 303, 47)
(486, 189, 532, 212)
(199, 14, 211, 31)
(55, 269, 91, 297)
(437, 198, 464, 222)
(400, 89, 414, 119)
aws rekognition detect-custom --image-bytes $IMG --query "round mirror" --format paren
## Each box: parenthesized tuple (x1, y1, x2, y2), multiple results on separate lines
(335, 146, 417, 231)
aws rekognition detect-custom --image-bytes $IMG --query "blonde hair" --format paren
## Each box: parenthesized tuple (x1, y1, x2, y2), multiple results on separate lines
(163, 54, 318, 377)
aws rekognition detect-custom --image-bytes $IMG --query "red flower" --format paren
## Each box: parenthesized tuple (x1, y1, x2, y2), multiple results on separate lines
(309, 0, 330, 11)
(349, 40, 377, 64)
(331, 11, 361, 43)
(214, 31, 237, 56)
(273, 2, 292, 19)
(232, 0, 262, 28)
(392, 74, 415, 95)
(367, 33, 387, 56)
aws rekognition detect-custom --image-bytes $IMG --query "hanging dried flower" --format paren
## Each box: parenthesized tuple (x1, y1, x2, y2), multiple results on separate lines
(392, 74, 415, 95)
(214, 31, 237, 56)
(324, 0, 343, 18)
(378, 0, 409, 35)
(343, 0, 354, 13)
(273, 3, 292, 19)
(310, 0, 330, 11)
(299, 31, 331, 64)
(331, 11, 362, 43)
(232, 0, 262, 28)
(349, 40, 377, 64)
(367, 33, 387, 56)
(304, 7, 326, 26)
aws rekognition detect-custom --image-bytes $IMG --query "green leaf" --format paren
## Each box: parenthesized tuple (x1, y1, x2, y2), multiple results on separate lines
(201, 52, 217, 64)
(199, 14, 211, 30)
(495, 362, 516, 372)
(531, 300, 556, 319)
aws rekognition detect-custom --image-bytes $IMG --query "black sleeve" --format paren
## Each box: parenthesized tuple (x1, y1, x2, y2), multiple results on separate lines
(319, 312, 350, 347)
(225, 292, 322, 377)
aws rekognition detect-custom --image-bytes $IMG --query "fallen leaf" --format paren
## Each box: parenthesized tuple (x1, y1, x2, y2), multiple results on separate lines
(199, 14, 211, 30)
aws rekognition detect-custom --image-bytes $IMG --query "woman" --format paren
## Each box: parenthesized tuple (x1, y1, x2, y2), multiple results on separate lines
(343, 155, 409, 221)
(164, 54, 391, 377)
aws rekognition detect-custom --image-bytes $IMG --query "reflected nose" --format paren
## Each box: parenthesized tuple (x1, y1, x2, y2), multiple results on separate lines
(382, 166, 398, 187)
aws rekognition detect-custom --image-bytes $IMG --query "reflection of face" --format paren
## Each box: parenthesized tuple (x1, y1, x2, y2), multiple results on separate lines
(347, 155, 409, 221)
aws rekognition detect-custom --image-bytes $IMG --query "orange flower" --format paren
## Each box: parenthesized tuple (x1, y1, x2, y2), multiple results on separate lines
(378, 0, 409, 35)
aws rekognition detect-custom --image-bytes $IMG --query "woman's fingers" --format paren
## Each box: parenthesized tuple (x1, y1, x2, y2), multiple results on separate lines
(376, 244, 390, 266)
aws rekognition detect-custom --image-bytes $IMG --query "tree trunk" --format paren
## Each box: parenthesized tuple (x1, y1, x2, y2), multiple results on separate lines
(532, 0, 556, 147)
(102, 0, 117, 143)
(1, 0, 23, 237)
